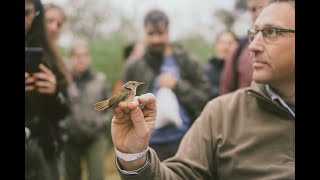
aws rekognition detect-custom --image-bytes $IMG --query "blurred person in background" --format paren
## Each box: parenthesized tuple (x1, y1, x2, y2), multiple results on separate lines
(220, 0, 269, 95)
(111, 0, 295, 179)
(44, 3, 66, 45)
(43, 4, 73, 177)
(43, 2, 73, 71)
(63, 39, 113, 180)
(25, 0, 71, 179)
(113, 41, 145, 94)
(203, 30, 237, 99)
(121, 9, 210, 161)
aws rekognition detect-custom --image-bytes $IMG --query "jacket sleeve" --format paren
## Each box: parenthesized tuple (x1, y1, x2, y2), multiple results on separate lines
(118, 101, 219, 180)
(173, 56, 211, 119)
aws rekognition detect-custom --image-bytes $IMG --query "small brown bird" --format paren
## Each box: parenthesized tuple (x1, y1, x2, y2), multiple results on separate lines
(93, 81, 145, 111)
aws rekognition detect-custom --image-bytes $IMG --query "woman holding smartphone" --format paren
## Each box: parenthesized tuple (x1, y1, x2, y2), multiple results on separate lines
(25, 0, 71, 179)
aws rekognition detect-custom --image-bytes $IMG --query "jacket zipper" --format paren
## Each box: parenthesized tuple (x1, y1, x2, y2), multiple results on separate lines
(247, 89, 295, 164)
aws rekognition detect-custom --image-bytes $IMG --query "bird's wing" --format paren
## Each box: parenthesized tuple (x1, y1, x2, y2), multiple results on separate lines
(109, 89, 131, 108)
(93, 99, 110, 111)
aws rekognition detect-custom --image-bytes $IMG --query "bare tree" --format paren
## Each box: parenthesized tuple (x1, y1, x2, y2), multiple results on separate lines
(235, 0, 247, 12)
(214, 0, 248, 30)
(117, 14, 141, 42)
(64, 0, 115, 41)
(214, 9, 235, 29)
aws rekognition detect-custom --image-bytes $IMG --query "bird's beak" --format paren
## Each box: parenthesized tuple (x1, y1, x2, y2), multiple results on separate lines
(137, 82, 145, 86)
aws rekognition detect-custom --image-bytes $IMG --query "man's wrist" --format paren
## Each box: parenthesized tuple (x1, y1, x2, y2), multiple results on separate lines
(117, 150, 149, 171)
(116, 150, 150, 175)
(115, 147, 149, 161)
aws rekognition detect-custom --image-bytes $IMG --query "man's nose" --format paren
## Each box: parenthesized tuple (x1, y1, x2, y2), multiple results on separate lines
(150, 35, 161, 43)
(50, 22, 59, 32)
(248, 32, 264, 53)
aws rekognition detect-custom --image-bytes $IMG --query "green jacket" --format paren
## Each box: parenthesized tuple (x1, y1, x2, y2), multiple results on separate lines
(118, 82, 295, 180)
(122, 43, 211, 121)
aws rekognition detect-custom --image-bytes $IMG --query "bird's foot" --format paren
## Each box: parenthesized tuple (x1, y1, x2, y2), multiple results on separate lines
(138, 103, 145, 110)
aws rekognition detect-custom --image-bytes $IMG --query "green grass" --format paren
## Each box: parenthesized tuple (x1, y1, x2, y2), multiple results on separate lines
(89, 33, 127, 87)
(61, 32, 213, 88)
(176, 38, 213, 65)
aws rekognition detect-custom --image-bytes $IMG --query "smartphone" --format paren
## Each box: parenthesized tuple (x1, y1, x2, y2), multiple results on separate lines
(25, 47, 43, 73)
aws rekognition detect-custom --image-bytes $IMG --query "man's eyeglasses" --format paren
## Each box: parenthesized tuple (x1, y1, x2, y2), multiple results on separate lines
(25, 8, 40, 17)
(248, 27, 295, 43)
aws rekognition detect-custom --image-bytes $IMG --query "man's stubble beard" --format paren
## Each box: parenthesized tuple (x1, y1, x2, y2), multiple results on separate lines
(147, 44, 166, 57)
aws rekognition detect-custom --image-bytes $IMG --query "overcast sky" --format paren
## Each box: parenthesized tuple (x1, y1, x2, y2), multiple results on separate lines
(41, 0, 251, 46)
(110, 0, 237, 38)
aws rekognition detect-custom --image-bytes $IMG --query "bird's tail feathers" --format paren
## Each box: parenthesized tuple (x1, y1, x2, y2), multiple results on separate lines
(94, 99, 110, 111)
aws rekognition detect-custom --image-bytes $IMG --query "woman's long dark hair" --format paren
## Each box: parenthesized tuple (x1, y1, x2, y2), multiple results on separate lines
(25, 0, 71, 90)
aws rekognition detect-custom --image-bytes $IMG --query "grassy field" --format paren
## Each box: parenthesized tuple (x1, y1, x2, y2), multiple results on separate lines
(61, 32, 213, 88)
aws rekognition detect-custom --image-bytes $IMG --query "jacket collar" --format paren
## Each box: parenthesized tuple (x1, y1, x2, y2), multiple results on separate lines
(73, 68, 93, 82)
(144, 51, 163, 74)
(247, 81, 269, 97)
(246, 82, 295, 119)
(265, 85, 295, 117)
(243, 81, 270, 102)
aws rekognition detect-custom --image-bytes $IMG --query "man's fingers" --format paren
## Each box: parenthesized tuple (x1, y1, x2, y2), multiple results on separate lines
(138, 93, 156, 110)
(117, 94, 155, 111)
(129, 106, 148, 136)
(116, 97, 149, 135)
(113, 105, 125, 118)
(127, 97, 140, 110)
(112, 94, 156, 128)
(113, 105, 130, 123)
(118, 102, 128, 110)
(141, 108, 156, 121)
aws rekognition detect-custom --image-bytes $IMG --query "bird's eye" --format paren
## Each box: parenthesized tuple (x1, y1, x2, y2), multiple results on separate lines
(133, 83, 136, 85)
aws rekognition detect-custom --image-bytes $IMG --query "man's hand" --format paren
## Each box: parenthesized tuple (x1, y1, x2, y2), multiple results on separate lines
(112, 93, 156, 170)
(158, 73, 177, 89)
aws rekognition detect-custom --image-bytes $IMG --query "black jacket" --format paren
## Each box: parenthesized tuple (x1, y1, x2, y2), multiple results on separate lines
(25, 73, 70, 158)
(203, 57, 225, 99)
